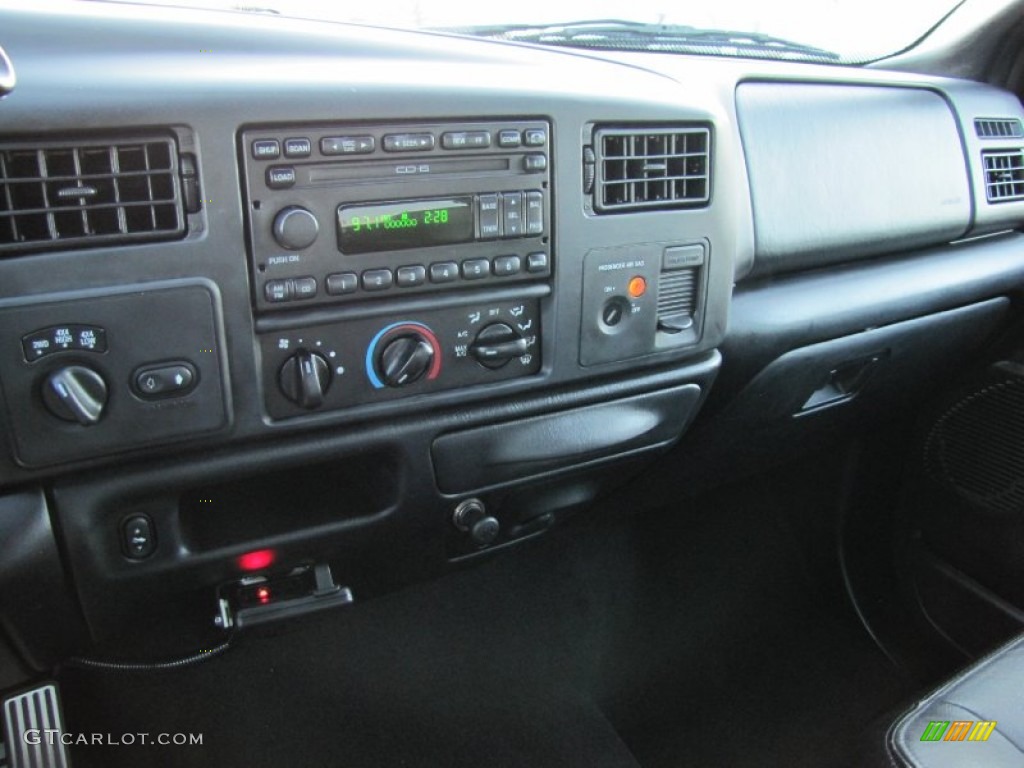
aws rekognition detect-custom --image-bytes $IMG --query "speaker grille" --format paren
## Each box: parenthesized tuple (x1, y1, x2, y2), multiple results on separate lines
(924, 373, 1024, 516)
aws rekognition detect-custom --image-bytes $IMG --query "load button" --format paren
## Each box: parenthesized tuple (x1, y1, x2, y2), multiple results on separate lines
(133, 362, 197, 399)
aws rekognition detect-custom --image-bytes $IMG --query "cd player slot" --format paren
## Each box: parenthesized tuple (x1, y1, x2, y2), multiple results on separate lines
(307, 156, 511, 184)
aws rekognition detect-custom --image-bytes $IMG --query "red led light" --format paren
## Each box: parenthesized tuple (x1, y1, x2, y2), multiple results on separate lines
(256, 586, 271, 605)
(236, 549, 276, 572)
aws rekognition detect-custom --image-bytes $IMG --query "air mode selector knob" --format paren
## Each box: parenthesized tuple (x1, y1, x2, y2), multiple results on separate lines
(42, 365, 108, 426)
(378, 334, 434, 388)
(279, 349, 331, 409)
(272, 206, 319, 251)
(470, 323, 529, 370)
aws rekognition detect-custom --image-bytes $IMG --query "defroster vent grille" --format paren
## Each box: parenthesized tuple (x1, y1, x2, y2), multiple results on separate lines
(975, 118, 1024, 139)
(982, 149, 1024, 202)
(0, 136, 184, 254)
(594, 126, 710, 213)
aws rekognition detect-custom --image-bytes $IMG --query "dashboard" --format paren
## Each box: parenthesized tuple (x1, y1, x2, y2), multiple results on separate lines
(1, 1, 1024, 670)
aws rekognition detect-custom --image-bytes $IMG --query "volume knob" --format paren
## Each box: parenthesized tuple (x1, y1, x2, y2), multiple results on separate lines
(272, 206, 319, 251)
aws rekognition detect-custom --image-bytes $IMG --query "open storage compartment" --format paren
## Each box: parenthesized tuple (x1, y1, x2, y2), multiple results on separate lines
(178, 453, 399, 552)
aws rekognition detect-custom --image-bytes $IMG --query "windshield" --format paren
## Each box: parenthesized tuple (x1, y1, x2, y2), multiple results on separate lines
(91, 0, 966, 63)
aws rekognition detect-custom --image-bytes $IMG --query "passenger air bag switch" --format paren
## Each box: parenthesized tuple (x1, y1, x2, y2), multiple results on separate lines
(122, 514, 156, 559)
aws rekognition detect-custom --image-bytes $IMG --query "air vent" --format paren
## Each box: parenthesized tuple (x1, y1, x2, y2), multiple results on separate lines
(975, 118, 1024, 139)
(593, 126, 710, 213)
(0, 136, 184, 254)
(982, 149, 1024, 203)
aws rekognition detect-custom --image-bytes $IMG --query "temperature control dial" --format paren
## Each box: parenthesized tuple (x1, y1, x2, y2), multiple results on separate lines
(366, 322, 442, 390)
(378, 333, 434, 388)
(279, 349, 331, 409)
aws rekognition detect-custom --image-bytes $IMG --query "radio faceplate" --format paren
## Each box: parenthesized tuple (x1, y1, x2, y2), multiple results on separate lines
(241, 120, 552, 314)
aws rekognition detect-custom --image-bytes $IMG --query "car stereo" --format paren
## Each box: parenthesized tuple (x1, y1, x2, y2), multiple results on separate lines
(240, 119, 552, 314)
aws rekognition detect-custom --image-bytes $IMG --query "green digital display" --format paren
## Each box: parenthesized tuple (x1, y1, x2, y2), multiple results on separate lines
(337, 197, 473, 254)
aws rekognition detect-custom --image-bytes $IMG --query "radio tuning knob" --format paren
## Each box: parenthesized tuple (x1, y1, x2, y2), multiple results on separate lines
(272, 206, 319, 251)
(279, 349, 331, 409)
(42, 365, 108, 426)
(378, 333, 434, 388)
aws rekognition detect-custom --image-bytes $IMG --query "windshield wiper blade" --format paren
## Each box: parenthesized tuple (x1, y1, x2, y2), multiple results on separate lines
(438, 19, 841, 62)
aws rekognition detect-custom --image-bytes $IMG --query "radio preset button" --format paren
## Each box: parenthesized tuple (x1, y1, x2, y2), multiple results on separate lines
(252, 139, 281, 159)
(429, 262, 459, 283)
(478, 194, 500, 239)
(526, 252, 550, 273)
(321, 136, 375, 155)
(502, 193, 524, 238)
(326, 272, 358, 295)
(525, 191, 544, 236)
(462, 258, 490, 280)
(492, 255, 522, 277)
(442, 131, 491, 150)
(362, 269, 394, 291)
(397, 265, 427, 287)
(498, 130, 522, 148)
(265, 279, 293, 303)
(284, 137, 312, 158)
(524, 129, 547, 147)
(383, 133, 435, 152)
(292, 277, 318, 300)
(266, 166, 297, 189)
(523, 153, 547, 172)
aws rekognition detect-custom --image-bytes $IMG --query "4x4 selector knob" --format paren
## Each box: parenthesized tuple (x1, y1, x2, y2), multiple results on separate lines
(279, 349, 331, 409)
(42, 365, 108, 425)
(378, 333, 434, 388)
(272, 206, 319, 250)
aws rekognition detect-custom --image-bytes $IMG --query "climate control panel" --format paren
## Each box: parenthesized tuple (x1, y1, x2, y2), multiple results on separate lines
(260, 298, 541, 418)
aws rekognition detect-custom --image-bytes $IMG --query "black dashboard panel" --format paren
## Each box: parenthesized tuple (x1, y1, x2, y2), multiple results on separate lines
(0, 1, 1023, 664)
(0, 3, 744, 486)
(736, 82, 971, 276)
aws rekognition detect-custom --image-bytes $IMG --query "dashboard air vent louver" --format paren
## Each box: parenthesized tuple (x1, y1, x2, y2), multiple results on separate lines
(0, 136, 184, 254)
(975, 118, 1024, 139)
(593, 126, 710, 213)
(982, 149, 1024, 203)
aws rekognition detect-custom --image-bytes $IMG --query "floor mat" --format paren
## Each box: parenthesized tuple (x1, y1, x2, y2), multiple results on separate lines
(57, 466, 910, 767)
